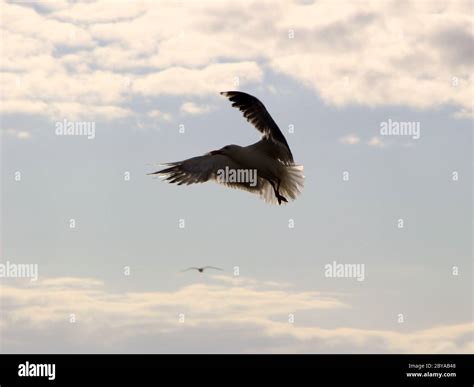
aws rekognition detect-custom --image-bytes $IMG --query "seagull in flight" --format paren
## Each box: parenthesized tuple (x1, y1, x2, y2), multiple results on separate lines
(149, 91, 304, 205)
(181, 266, 223, 273)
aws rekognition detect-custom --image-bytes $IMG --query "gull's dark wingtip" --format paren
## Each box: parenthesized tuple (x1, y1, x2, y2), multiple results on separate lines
(147, 162, 177, 176)
(220, 91, 239, 97)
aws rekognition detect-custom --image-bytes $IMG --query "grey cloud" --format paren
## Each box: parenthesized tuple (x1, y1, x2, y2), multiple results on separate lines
(431, 26, 474, 68)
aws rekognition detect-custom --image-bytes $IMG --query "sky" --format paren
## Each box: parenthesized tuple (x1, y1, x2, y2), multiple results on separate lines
(0, 0, 472, 353)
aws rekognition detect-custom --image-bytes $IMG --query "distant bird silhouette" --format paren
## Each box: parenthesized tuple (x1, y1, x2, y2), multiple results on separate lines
(148, 91, 304, 205)
(181, 266, 223, 273)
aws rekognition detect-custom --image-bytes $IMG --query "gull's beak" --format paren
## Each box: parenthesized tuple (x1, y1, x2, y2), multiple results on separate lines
(209, 150, 223, 156)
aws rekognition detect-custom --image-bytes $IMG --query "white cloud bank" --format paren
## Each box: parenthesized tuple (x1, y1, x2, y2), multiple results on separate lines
(1, 0, 472, 121)
(1, 276, 472, 353)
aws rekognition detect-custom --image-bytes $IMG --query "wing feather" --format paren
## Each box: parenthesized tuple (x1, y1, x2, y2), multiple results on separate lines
(148, 154, 237, 185)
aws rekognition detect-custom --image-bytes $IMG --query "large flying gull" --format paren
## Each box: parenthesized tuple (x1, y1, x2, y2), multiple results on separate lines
(149, 91, 304, 205)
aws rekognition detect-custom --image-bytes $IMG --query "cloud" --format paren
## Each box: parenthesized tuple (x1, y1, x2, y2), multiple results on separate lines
(367, 136, 385, 148)
(2, 2, 94, 47)
(50, 1, 148, 24)
(340, 135, 389, 148)
(132, 62, 262, 97)
(453, 108, 473, 119)
(1, 0, 471, 122)
(261, 321, 474, 354)
(210, 274, 291, 289)
(431, 26, 473, 68)
(147, 109, 172, 122)
(1, 128, 32, 140)
(14, 0, 72, 13)
(180, 102, 215, 115)
(1, 66, 133, 119)
(1, 276, 471, 353)
(272, 1, 472, 117)
(340, 134, 361, 145)
(1, 276, 345, 327)
(0, 99, 131, 120)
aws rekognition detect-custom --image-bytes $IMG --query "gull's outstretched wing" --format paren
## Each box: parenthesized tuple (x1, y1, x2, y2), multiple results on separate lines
(148, 153, 269, 197)
(220, 91, 293, 164)
(148, 154, 241, 185)
(148, 150, 287, 203)
(181, 267, 199, 272)
(203, 266, 223, 271)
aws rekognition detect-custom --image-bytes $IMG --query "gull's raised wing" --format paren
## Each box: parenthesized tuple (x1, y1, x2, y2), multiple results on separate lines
(220, 91, 293, 164)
